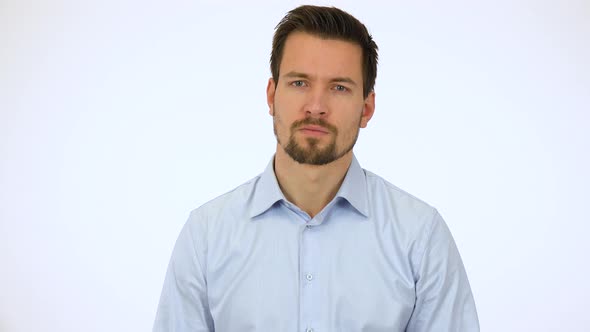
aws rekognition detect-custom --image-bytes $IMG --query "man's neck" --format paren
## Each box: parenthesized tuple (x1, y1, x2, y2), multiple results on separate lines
(274, 146, 353, 218)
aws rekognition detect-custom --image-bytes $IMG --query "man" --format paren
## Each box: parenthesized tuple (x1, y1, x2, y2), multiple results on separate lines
(153, 5, 479, 332)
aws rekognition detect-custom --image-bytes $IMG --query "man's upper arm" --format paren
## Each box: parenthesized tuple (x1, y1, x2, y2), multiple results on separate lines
(406, 210, 480, 332)
(153, 210, 214, 332)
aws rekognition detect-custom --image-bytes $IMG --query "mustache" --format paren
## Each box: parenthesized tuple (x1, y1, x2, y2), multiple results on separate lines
(291, 118, 338, 134)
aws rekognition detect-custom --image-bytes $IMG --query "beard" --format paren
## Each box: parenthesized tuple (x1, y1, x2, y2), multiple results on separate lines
(273, 107, 361, 166)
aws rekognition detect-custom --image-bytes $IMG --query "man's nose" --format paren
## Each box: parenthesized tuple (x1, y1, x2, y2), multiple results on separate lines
(304, 88, 328, 117)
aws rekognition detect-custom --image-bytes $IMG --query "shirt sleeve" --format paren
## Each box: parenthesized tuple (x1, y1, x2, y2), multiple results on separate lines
(406, 210, 480, 332)
(153, 210, 214, 332)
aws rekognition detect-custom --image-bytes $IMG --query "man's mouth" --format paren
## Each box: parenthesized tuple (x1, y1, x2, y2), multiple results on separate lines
(299, 125, 330, 135)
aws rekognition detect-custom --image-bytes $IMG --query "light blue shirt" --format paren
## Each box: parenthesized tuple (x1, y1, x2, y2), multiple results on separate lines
(153, 156, 479, 331)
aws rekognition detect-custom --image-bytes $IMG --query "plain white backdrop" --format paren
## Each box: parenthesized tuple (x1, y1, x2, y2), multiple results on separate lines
(1, 0, 589, 331)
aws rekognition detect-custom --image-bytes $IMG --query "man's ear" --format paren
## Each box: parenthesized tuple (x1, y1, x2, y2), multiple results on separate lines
(360, 91, 376, 128)
(266, 78, 276, 116)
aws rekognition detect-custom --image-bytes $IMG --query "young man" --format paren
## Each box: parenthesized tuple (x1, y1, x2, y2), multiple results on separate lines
(153, 5, 479, 332)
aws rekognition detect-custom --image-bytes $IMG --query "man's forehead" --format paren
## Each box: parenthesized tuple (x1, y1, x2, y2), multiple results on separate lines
(279, 32, 363, 80)
(281, 31, 362, 54)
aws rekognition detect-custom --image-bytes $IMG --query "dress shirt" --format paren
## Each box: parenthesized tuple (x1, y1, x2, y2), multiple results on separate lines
(153, 155, 479, 332)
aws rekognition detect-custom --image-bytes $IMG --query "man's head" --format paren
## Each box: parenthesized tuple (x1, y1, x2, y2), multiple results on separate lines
(270, 5, 378, 99)
(267, 5, 378, 166)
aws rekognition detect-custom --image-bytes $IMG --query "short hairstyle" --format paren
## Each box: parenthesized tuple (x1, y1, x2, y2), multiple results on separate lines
(270, 5, 379, 98)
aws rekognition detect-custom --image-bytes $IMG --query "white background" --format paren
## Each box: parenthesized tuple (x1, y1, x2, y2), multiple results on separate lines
(1, 0, 589, 331)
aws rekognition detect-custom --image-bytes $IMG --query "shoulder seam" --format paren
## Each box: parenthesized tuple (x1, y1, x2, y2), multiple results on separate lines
(415, 208, 440, 283)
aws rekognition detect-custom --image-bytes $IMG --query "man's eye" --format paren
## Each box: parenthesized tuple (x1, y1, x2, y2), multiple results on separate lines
(291, 80, 306, 87)
(334, 85, 348, 92)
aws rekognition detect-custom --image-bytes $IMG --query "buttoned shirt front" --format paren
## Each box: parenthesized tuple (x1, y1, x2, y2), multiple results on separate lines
(153, 156, 479, 331)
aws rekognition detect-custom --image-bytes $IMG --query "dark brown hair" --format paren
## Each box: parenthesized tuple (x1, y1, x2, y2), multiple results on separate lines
(270, 5, 378, 98)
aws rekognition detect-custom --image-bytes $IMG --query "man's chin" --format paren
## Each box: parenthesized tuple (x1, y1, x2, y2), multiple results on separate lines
(287, 150, 338, 166)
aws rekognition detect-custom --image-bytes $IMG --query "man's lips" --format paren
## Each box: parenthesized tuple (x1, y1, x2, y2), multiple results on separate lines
(299, 125, 330, 134)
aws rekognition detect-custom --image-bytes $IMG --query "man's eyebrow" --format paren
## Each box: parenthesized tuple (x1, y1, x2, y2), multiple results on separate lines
(330, 77, 357, 86)
(282, 71, 358, 86)
(283, 71, 310, 79)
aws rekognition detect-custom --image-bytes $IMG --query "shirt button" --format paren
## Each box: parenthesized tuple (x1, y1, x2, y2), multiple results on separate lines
(306, 273, 313, 281)
(306, 328, 314, 332)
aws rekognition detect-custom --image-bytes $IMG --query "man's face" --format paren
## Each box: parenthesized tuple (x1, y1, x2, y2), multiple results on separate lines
(267, 32, 375, 165)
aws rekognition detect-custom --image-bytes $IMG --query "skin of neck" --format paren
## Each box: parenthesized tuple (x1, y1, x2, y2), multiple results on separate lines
(274, 144, 353, 218)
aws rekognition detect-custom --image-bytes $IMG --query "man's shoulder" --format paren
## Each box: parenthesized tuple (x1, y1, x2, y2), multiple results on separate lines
(364, 169, 433, 208)
(188, 174, 262, 219)
(363, 169, 438, 225)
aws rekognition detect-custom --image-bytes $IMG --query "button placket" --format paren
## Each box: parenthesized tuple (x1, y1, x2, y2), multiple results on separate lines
(300, 222, 319, 331)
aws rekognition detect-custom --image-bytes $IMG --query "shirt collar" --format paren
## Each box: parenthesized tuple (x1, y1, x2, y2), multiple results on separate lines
(249, 156, 286, 219)
(249, 154, 369, 219)
(334, 155, 370, 218)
